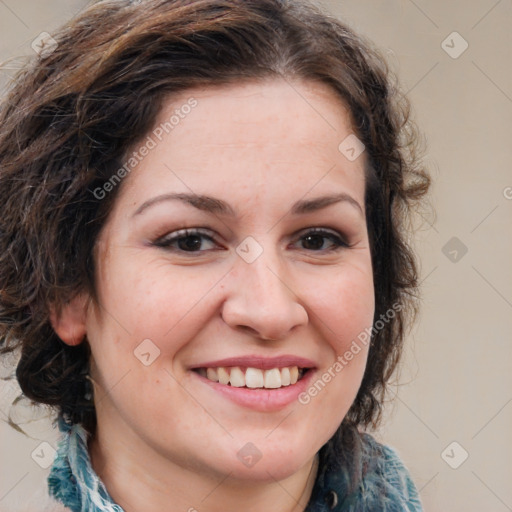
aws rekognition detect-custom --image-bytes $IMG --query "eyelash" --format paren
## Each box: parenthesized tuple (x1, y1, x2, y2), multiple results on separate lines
(152, 227, 350, 254)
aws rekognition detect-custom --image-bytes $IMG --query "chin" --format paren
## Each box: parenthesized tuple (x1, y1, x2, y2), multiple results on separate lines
(221, 439, 314, 482)
(227, 456, 308, 482)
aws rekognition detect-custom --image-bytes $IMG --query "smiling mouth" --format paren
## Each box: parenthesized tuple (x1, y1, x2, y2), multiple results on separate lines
(192, 366, 310, 389)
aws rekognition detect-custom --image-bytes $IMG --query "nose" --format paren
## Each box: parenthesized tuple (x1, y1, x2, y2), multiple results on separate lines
(220, 250, 308, 341)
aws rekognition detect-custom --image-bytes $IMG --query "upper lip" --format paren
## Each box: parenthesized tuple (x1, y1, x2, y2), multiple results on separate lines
(190, 355, 317, 370)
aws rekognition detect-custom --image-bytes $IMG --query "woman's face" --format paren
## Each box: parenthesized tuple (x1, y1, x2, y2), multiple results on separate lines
(63, 78, 374, 481)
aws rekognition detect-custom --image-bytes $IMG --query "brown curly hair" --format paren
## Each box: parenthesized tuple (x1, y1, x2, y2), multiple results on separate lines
(0, 0, 429, 445)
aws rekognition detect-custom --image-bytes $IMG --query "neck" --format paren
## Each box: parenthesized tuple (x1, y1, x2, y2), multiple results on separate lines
(89, 421, 319, 512)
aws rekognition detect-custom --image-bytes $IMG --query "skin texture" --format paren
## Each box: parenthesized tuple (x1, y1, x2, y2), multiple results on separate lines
(51, 78, 375, 512)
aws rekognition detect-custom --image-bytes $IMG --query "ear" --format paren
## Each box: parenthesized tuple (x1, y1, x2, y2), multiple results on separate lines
(49, 293, 90, 346)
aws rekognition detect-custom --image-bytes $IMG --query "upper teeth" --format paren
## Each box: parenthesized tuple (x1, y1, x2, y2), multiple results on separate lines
(198, 366, 302, 389)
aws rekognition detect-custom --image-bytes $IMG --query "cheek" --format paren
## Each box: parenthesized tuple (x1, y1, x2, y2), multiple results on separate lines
(302, 263, 375, 347)
(88, 254, 225, 369)
(296, 269, 373, 435)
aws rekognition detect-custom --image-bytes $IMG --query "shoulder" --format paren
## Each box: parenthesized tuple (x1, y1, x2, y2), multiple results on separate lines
(310, 429, 423, 511)
(358, 432, 423, 511)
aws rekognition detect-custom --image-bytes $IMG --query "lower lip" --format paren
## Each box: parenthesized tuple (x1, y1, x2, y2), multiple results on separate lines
(191, 369, 316, 412)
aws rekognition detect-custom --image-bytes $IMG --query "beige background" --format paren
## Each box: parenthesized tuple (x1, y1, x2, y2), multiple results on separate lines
(1, 1, 511, 511)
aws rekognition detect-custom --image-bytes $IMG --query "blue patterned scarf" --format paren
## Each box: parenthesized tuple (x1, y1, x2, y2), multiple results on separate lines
(47, 416, 123, 512)
(48, 415, 423, 512)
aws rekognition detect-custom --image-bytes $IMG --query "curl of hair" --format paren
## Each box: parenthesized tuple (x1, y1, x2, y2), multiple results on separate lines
(0, 0, 429, 452)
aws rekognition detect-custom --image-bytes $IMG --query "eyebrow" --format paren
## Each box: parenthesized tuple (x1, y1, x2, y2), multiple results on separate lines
(132, 191, 364, 217)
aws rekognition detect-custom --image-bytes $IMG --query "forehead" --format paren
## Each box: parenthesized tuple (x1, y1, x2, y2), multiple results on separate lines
(111, 78, 366, 217)
(158, 78, 356, 149)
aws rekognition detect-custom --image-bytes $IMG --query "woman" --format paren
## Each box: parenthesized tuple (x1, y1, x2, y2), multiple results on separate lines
(0, 0, 430, 510)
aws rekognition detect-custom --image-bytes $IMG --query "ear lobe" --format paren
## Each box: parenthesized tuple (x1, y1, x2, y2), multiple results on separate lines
(49, 293, 90, 346)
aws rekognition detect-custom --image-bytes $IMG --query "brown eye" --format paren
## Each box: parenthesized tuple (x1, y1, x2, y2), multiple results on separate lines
(296, 229, 349, 252)
(153, 228, 219, 253)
